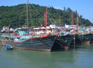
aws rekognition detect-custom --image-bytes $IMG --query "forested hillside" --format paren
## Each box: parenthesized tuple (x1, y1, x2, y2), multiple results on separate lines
(0, 4, 92, 28)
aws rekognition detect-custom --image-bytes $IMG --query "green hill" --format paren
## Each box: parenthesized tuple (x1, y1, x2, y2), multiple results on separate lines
(0, 4, 92, 28)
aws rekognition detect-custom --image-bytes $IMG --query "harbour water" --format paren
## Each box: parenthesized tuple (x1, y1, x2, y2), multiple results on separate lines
(0, 44, 93, 68)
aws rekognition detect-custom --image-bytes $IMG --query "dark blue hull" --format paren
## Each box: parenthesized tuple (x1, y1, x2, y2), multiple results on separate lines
(78, 33, 93, 44)
(54, 34, 81, 49)
(1, 35, 57, 51)
(15, 36, 57, 51)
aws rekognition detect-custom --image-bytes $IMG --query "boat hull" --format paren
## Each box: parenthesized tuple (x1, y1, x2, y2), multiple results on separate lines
(56, 35, 75, 49)
(0, 35, 57, 51)
(55, 34, 81, 49)
(78, 34, 93, 44)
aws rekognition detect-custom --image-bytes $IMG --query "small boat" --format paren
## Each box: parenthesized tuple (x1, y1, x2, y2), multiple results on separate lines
(4, 44, 13, 50)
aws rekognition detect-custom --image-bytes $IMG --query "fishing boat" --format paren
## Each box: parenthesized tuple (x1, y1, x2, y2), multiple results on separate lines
(56, 34, 74, 50)
(0, 0, 58, 51)
(55, 31, 81, 49)
(0, 27, 58, 51)
(76, 14, 93, 44)
(52, 15, 74, 50)
(53, 14, 81, 50)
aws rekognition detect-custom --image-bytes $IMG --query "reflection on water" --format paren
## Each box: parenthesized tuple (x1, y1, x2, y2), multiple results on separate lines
(0, 44, 93, 68)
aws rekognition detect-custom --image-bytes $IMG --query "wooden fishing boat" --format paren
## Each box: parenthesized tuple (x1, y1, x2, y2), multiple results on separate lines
(78, 31, 93, 44)
(0, 0, 59, 52)
(0, 27, 58, 51)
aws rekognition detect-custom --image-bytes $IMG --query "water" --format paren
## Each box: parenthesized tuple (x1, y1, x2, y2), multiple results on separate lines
(0, 44, 93, 68)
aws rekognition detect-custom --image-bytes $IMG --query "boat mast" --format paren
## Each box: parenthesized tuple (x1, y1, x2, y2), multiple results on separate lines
(44, 12, 46, 27)
(27, 0, 29, 34)
(46, 8, 47, 27)
(45, 8, 47, 31)
(71, 12, 73, 25)
(59, 16, 61, 27)
(8, 25, 10, 36)
(77, 13, 79, 33)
